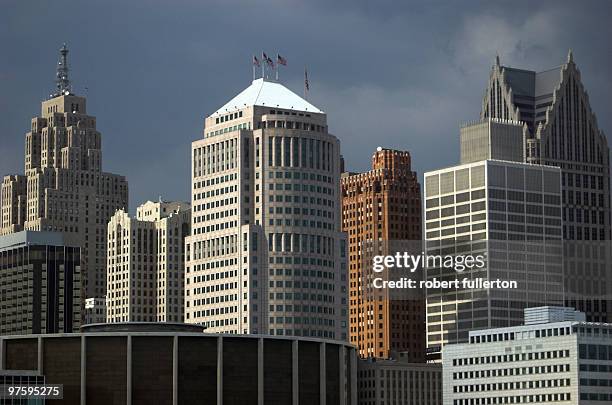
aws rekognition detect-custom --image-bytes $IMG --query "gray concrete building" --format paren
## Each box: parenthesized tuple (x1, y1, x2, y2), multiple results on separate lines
(0, 231, 81, 335)
(185, 77, 348, 340)
(358, 356, 442, 405)
(0, 45, 129, 310)
(106, 200, 190, 323)
(424, 160, 564, 358)
(443, 307, 612, 404)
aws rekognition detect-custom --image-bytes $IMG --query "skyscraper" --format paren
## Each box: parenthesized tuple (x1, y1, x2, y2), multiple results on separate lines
(341, 148, 424, 360)
(0, 45, 128, 308)
(424, 160, 564, 358)
(0, 231, 81, 335)
(185, 77, 348, 340)
(481, 52, 611, 321)
(106, 200, 190, 322)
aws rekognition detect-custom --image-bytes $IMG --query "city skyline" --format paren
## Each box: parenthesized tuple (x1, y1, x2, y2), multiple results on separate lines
(2, 3, 612, 404)
(1, 1, 612, 210)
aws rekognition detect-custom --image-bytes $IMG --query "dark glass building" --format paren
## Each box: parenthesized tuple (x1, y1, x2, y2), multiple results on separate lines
(0, 324, 357, 405)
(0, 231, 81, 336)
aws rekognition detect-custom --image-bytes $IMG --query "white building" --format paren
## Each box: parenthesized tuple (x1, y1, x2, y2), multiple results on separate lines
(424, 160, 564, 358)
(443, 307, 612, 404)
(107, 200, 190, 322)
(185, 77, 348, 340)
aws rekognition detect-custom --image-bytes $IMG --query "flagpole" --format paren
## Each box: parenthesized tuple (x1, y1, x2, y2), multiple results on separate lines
(261, 51, 265, 79)
(275, 52, 279, 81)
(304, 66, 307, 100)
(252, 58, 255, 81)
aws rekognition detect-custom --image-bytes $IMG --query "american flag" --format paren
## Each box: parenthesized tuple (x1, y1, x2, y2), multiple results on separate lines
(304, 67, 310, 91)
(262, 52, 274, 67)
(277, 54, 287, 66)
(252, 55, 260, 67)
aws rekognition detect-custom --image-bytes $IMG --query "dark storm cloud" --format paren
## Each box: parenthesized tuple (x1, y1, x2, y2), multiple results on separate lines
(1, 0, 611, 209)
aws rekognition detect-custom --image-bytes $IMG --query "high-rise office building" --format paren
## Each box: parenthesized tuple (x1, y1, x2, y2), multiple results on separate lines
(341, 148, 424, 360)
(185, 77, 348, 340)
(424, 160, 564, 357)
(106, 200, 190, 322)
(480, 53, 611, 321)
(0, 45, 129, 307)
(0, 231, 81, 335)
(443, 307, 612, 404)
(460, 118, 526, 164)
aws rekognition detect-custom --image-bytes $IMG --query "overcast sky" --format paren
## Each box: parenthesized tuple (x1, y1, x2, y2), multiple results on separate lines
(1, 0, 611, 210)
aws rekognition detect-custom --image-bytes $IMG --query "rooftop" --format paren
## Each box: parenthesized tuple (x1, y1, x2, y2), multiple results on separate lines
(501, 65, 563, 98)
(212, 78, 323, 116)
(81, 322, 206, 333)
(0, 231, 66, 251)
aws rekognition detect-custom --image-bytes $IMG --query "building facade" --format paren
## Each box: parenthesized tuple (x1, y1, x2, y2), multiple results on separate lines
(185, 77, 348, 340)
(341, 148, 424, 360)
(0, 231, 81, 335)
(0, 324, 357, 405)
(480, 53, 611, 321)
(0, 45, 128, 307)
(0, 175, 27, 235)
(460, 118, 526, 164)
(443, 307, 612, 404)
(424, 160, 564, 357)
(357, 356, 441, 405)
(84, 297, 106, 325)
(106, 200, 190, 323)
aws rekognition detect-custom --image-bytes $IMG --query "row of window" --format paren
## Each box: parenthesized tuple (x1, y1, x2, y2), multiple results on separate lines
(578, 343, 612, 360)
(452, 392, 571, 405)
(453, 349, 570, 366)
(454, 377, 570, 393)
(453, 363, 570, 380)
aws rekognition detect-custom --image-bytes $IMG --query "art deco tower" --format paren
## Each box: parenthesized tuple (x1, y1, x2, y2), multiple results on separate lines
(185, 77, 348, 340)
(0, 45, 129, 307)
(341, 148, 424, 360)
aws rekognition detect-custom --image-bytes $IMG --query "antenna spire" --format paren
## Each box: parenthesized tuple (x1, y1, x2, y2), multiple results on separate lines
(55, 43, 71, 96)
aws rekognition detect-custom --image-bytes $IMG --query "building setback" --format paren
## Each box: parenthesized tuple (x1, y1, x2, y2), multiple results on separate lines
(106, 200, 190, 323)
(0, 324, 357, 405)
(443, 307, 612, 404)
(0, 45, 128, 309)
(0, 231, 81, 335)
(341, 148, 424, 360)
(460, 118, 526, 164)
(480, 53, 611, 321)
(424, 160, 564, 358)
(185, 77, 348, 340)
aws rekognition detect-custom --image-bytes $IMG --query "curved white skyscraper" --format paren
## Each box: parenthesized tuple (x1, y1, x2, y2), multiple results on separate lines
(185, 78, 348, 340)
